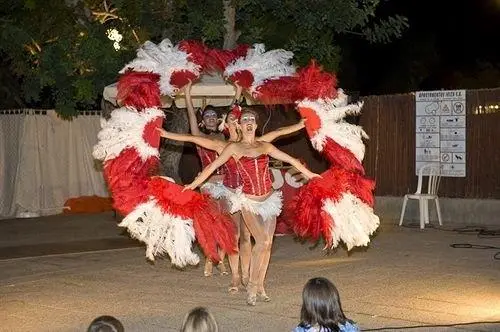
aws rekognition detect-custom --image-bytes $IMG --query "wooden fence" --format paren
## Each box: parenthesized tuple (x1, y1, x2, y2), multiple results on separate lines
(360, 88, 500, 198)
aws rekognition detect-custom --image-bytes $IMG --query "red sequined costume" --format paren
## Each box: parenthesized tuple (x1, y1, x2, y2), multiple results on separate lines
(224, 155, 283, 220)
(200, 156, 240, 205)
(197, 146, 224, 175)
(222, 157, 240, 189)
(235, 155, 272, 196)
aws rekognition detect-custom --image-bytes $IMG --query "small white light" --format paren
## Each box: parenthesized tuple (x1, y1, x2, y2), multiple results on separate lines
(106, 29, 122, 51)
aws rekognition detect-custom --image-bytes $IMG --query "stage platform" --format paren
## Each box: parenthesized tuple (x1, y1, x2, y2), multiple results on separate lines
(0, 213, 499, 331)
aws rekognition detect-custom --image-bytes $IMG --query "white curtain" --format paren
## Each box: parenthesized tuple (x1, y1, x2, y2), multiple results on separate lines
(0, 110, 109, 218)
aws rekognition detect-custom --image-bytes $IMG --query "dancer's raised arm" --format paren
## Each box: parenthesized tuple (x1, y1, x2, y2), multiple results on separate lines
(184, 81, 203, 136)
(258, 119, 305, 143)
(184, 144, 236, 190)
(157, 128, 225, 153)
(265, 143, 320, 180)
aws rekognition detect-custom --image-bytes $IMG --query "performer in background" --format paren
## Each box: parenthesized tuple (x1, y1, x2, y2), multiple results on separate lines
(183, 80, 228, 277)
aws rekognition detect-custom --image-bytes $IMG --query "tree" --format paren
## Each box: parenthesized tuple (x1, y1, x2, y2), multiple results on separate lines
(233, 0, 408, 71)
(0, 0, 406, 116)
(1, 0, 132, 116)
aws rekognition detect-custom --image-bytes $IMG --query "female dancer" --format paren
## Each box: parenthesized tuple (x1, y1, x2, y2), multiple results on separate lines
(159, 104, 305, 293)
(184, 108, 320, 305)
(183, 80, 228, 276)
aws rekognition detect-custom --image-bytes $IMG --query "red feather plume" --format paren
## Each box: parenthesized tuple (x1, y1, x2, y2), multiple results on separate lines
(229, 70, 254, 89)
(148, 178, 237, 263)
(290, 166, 376, 247)
(178, 40, 209, 71)
(253, 76, 299, 105)
(170, 70, 199, 91)
(296, 61, 338, 100)
(104, 148, 159, 215)
(207, 44, 250, 72)
(117, 71, 161, 110)
(322, 137, 366, 175)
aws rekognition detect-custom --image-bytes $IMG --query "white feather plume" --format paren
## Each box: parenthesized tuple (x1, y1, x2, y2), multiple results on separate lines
(92, 106, 164, 162)
(119, 199, 200, 267)
(323, 193, 379, 250)
(297, 90, 368, 162)
(224, 43, 296, 94)
(119, 39, 201, 96)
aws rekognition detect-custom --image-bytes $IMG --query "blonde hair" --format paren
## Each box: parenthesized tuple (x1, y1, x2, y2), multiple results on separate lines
(180, 307, 218, 332)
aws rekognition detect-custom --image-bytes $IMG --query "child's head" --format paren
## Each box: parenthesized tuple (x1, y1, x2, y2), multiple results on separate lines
(87, 315, 124, 332)
(181, 307, 218, 332)
(300, 277, 347, 330)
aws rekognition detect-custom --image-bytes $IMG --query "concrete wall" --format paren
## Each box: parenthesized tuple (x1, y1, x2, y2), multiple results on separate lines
(375, 196, 500, 226)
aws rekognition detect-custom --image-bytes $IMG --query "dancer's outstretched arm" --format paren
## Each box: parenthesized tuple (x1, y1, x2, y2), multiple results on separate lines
(157, 128, 225, 153)
(184, 144, 236, 190)
(258, 119, 305, 143)
(265, 143, 320, 180)
(184, 81, 203, 136)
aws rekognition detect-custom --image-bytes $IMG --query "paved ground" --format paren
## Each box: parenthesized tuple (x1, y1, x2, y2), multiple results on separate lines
(1, 213, 499, 331)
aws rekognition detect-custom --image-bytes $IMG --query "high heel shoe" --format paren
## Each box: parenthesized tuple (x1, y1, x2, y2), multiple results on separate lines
(246, 294, 257, 306)
(228, 276, 240, 294)
(203, 260, 213, 277)
(228, 286, 239, 294)
(257, 291, 271, 302)
(217, 262, 229, 276)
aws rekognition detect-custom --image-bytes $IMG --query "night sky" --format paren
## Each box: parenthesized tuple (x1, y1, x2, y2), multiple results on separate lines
(340, 0, 500, 95)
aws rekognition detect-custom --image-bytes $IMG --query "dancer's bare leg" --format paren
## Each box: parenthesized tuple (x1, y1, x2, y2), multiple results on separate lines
(204, 249, 227, 277)
(241, 208, 276, 305)
(217, 249, 228, 275)
(227, 211, 243, 291)
(239, 219, 252, 287)
(255, 216, 276, 301)
(226, 209, 251, 291)
(204, 258, 213, 277)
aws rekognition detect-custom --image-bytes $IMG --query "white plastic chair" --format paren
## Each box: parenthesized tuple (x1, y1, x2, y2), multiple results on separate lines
(399, 164, 442, 229)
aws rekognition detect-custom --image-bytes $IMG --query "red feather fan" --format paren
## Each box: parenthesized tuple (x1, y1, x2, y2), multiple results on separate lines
(290, 167, 375, 247)
(296, 61, 338, 100)
(117, 71, 162, 110)
(170, 70, 199, 91)
(322, 137, 366, 175)
(178, 40, 209, 71)
(148, 178, 237, 263)
(253, 76, 299, 105)
(104, 148, 159, 215)
(229, 70, 254, 89)
(207, 44, 250, 72)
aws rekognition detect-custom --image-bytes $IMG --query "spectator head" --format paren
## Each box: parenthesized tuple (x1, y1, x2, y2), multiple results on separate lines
(180, 307, 218, 332)
(87, 315, 124, 332)
(300, 277, 347, 330)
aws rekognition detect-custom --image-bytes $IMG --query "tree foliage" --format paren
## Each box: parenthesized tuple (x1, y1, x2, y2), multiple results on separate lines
(0, 0, 407, 116)
(235, 0, 408, 71)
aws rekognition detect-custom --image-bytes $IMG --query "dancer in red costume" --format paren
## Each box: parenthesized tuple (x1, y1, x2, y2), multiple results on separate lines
(183, 108, 320, 306)
(159, 87, 305, 293)
(181, 81, 230, 276)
